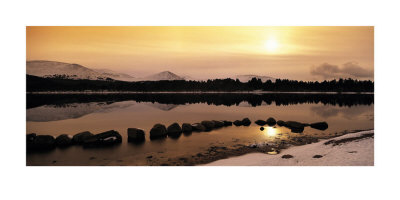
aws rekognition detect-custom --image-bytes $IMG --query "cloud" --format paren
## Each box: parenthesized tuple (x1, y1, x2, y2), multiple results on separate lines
(310, 62, 373, 79)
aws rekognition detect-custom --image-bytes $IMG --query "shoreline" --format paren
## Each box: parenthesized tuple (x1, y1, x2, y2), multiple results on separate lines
(203, 130, 374, 166)
(27, 91, 374, 95)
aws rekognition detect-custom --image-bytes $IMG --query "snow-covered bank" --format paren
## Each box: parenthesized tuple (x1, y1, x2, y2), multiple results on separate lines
(205, 130, 374, 166)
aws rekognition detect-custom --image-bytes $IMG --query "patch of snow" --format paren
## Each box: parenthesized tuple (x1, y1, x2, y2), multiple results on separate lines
(204, 130, 374, 166)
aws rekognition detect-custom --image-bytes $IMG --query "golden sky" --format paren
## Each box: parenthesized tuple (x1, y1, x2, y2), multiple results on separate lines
(26, 26, 374, 80)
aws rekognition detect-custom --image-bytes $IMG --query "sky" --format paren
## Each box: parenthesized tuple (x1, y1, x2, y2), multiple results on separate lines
(26, 26, 374, 81)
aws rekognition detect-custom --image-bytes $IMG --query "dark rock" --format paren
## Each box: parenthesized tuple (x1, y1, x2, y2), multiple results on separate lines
(55, 134, 72, 147)
(310, 122, 329, 130)
(182, 123, 193, 132)
(266, 117, 276, 126)
(27, 135, 56, 151)
(191, 123, 206, 131)
(127, 128, 145, 142)
(285, 121, 305, 133)
(212, 120, 224, 128)
(281, 154, 293, 159)
(255, 120, 267, 126)
(72, 131, 93, 144)
(260, 127, 264, 131)
(313, 155, 323, 158)
(223, 120, 233, 126)
(277, 120, 286, 126)
(233, 120, 242, 126)
(150, 124, 168, 139)
(201, 120, 215, 131)
(146, 156, 153, 159)
(83, 130, 122, 146)
(241, 118, 251, 126)
(167, 123, 182, 134)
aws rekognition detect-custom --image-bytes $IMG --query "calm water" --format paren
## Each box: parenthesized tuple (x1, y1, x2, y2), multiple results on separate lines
(26, 93, 374, 165)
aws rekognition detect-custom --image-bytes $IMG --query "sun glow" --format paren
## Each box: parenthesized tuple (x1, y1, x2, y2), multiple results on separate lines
(264, 38, 279, 53)
(265, 127, 277, 137)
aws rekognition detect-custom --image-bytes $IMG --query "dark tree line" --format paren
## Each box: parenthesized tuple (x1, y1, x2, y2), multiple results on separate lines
(27, 93, 374, 109)
(27, 75, 374, 92)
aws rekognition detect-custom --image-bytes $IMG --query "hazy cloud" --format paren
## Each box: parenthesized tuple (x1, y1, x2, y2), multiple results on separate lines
(311, 62, 373, 79)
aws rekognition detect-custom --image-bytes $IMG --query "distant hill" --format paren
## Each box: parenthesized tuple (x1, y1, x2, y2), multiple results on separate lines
(236, 75, 276, 82)
(142, 71, 185, 81)
(26, 60, 136, 81)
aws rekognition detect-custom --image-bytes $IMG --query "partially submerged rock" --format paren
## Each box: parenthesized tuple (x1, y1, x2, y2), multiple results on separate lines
(223, 120, 233, 126)
(83, 130, 122, 147)
(277, 120, 286, 126)
(182, 123, 193, 132)
(212, 120, 224, 128)
(241, 118, 251, 126)
(127, 128, 145, 142)
(72, 131, 94, 144)
(285, 121, 305, 133)
(55, 134, 72, 147)
(310, 122, 328, 130)
(233, 120, 242, 126)
(167, 123, 182, 134)
(201, 120, 215, 131)
(191, 123, 206, 131)
(27, 134, 56, 151)
(255, 120, 267, 126)
(281, 154, 293, 159)
(150, 124, 168, 139)
(266, 117, 276, 126)
(260, 127, 265, 131)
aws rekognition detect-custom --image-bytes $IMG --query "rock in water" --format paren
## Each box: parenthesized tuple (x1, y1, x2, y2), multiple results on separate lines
(127, 128, 145, 142)
(285, 121, 305, 133)
(201, 120, 215, 131)
(266, 117, 276, 126)
(255, 120, 267, 126)
(150, 124, 168, 139)
(167, 123, 182, 134)
(27, 134, 56, 151)
(72, 131, 93, 144)
(191, 123, 206, 131)
(55, 134, 72, 147)
(277, 120, 286, 126)
(83, 130, 122, 147)
(260, 127, 265, 131)
(212, 120, 224, 128)
(233, 120, 243, 126)
(182, 123, 193, 132)
(223, 121, 233, 126)
(241, 118, 251, 126)
(310, 122, 328, 130)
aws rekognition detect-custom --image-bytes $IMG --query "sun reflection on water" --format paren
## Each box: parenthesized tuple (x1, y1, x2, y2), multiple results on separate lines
(264, 127, 277, 137)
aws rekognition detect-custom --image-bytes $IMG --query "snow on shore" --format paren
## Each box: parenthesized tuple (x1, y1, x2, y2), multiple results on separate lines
(204, 130, 374, 166)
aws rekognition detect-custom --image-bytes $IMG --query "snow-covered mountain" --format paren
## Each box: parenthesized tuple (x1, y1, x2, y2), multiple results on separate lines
(27, 60, 106, 80)
(141, 71, 185, 81)
(236, 75, 276, 82)
(93, 69, 136, 81)
(27, 60, 136, 81)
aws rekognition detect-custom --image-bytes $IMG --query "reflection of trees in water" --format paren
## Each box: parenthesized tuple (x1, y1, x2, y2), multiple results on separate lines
(310, 105, 373, 119)
(27, 93, 374, 109)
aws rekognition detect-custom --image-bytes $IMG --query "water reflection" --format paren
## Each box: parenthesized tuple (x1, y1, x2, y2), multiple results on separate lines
(310, 105, 371, 119)
(263, 127, 278, 137)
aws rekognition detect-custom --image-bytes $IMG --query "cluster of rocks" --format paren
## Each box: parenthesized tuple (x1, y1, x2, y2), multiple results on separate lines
(254, 117, 328, 133)
(27, 130, 122, 152)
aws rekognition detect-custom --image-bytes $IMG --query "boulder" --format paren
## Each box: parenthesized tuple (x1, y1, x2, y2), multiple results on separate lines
(26, 133, 36, 143)
(127, 128, 145, 142)
(182, 123, 193, 132)
(285, 121, 305, 133)
(150, 124, 168, 139)
(310, 122, 328, 130)
(72, 131, 94, 144)
(83, 130, 122, 146)
(55, 134, 72, 147)
(223, 120, 233, 126)
(212, 120, 224, 128)
(191, 123, 206, 131)
(266, 117, 276, 126)
(27, 134, 56, 151)
(167, 123, 182, 134)
(260, 127, 265, 131)
(201, 120, 215, 131)
(277, 120, 286, 126)
(233, 120, 242, 126)
(255, 120, 267, 126)
(241, 118, 251, 126)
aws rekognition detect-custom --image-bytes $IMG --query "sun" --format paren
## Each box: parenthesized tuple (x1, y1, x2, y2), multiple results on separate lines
(264, 38, 279, 53)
